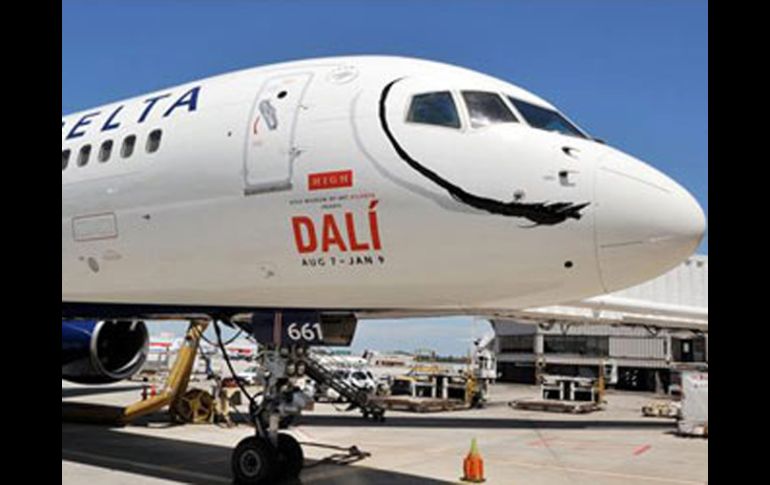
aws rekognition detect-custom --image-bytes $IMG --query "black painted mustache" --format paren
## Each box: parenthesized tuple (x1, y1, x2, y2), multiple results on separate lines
(378, 79, 590, 226)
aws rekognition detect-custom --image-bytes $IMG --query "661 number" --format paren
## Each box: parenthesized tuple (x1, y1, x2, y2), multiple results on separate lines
(287, 322, 324, 342)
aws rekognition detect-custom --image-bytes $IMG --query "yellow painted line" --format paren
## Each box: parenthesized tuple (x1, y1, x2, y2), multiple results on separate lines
(500, 459, 704, 485)
(62, 450, 230, 484)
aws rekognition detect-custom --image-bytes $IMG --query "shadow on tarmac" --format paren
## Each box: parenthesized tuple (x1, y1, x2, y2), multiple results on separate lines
(61, 385, 144, 399)
(297, 414, 676, 431)
(62, 422, 453, 485)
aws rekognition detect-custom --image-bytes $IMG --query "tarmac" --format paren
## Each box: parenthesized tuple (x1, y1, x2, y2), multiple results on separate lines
(62, 379, 707, 485)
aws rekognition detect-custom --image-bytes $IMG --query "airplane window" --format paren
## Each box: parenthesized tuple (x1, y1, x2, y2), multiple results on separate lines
(407, 92, 461, 129)
(62, 150, 71, 171)
(99, 140, 113, 163)
(462, 91, 518, 128)
(146, 129, 163, 154)
(508, 97, 587, 139)
(121, 135, 136, 159)
(78, 145, 91, 167)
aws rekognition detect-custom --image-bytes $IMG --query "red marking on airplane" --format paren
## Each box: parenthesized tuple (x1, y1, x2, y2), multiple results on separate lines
(308, 170, 353, 191)
(292, 201, 383, 254)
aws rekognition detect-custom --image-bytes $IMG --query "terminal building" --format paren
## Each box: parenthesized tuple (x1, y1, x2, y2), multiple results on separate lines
(492, 255, 708, 392)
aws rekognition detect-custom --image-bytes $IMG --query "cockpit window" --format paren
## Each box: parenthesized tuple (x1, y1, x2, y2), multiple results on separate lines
(462, 91, 518, 128)
(508, 97, 587, 139)
(407, 92, 461, 129)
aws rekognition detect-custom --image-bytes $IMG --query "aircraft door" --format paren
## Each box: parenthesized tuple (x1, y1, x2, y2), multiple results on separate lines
(244, 72, 313, 195)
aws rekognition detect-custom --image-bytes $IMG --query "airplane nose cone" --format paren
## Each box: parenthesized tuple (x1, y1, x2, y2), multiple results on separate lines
(596, 151, 706, 292)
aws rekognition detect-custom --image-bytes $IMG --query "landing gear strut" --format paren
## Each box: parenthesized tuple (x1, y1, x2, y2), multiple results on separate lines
(222, 312, 383, 484)
(221, 333, 312, 484)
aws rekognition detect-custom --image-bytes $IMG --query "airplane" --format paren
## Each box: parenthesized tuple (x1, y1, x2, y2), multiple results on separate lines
(62, 55, 706, 483)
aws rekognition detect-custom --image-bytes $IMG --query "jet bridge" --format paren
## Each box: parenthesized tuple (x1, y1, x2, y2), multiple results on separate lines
(501, 254, 708, 332)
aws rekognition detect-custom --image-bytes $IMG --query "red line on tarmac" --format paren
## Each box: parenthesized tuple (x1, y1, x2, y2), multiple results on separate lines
(633, 444, 652, 456)
(500, 459, 702, 484)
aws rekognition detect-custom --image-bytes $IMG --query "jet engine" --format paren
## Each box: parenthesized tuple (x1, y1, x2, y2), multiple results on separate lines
(61, 320, 149, 384)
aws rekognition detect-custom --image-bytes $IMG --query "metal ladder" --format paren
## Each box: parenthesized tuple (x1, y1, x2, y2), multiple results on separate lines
(301, 355, 385, 421)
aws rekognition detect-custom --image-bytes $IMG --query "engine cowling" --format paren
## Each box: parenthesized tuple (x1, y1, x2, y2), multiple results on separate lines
(62, 320, 149, 384)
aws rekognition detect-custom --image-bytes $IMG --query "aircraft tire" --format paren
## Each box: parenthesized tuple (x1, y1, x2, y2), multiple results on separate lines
(231, 436, 275, 484)
(274, 433, 304, 481)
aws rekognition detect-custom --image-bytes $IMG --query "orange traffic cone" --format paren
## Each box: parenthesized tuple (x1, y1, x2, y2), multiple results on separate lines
(462, 438, 485, 483)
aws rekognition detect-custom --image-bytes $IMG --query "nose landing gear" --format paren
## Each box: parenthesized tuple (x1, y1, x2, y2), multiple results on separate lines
(216, 326, 312, 485)
(218, 312, 384, 484)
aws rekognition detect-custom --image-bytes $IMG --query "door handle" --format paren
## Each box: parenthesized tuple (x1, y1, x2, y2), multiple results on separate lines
(259, 100, 279, 131)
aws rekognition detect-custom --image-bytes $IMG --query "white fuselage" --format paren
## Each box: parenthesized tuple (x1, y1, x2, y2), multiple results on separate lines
(62, 56, 705, 315)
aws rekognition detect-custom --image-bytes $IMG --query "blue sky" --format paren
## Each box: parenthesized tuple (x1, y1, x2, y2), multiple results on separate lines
(63, 1, 708, 354)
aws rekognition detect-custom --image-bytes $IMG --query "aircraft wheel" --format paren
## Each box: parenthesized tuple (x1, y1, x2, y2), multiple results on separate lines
(231, 437, 275, 484)
(274, 433, 304, 481)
